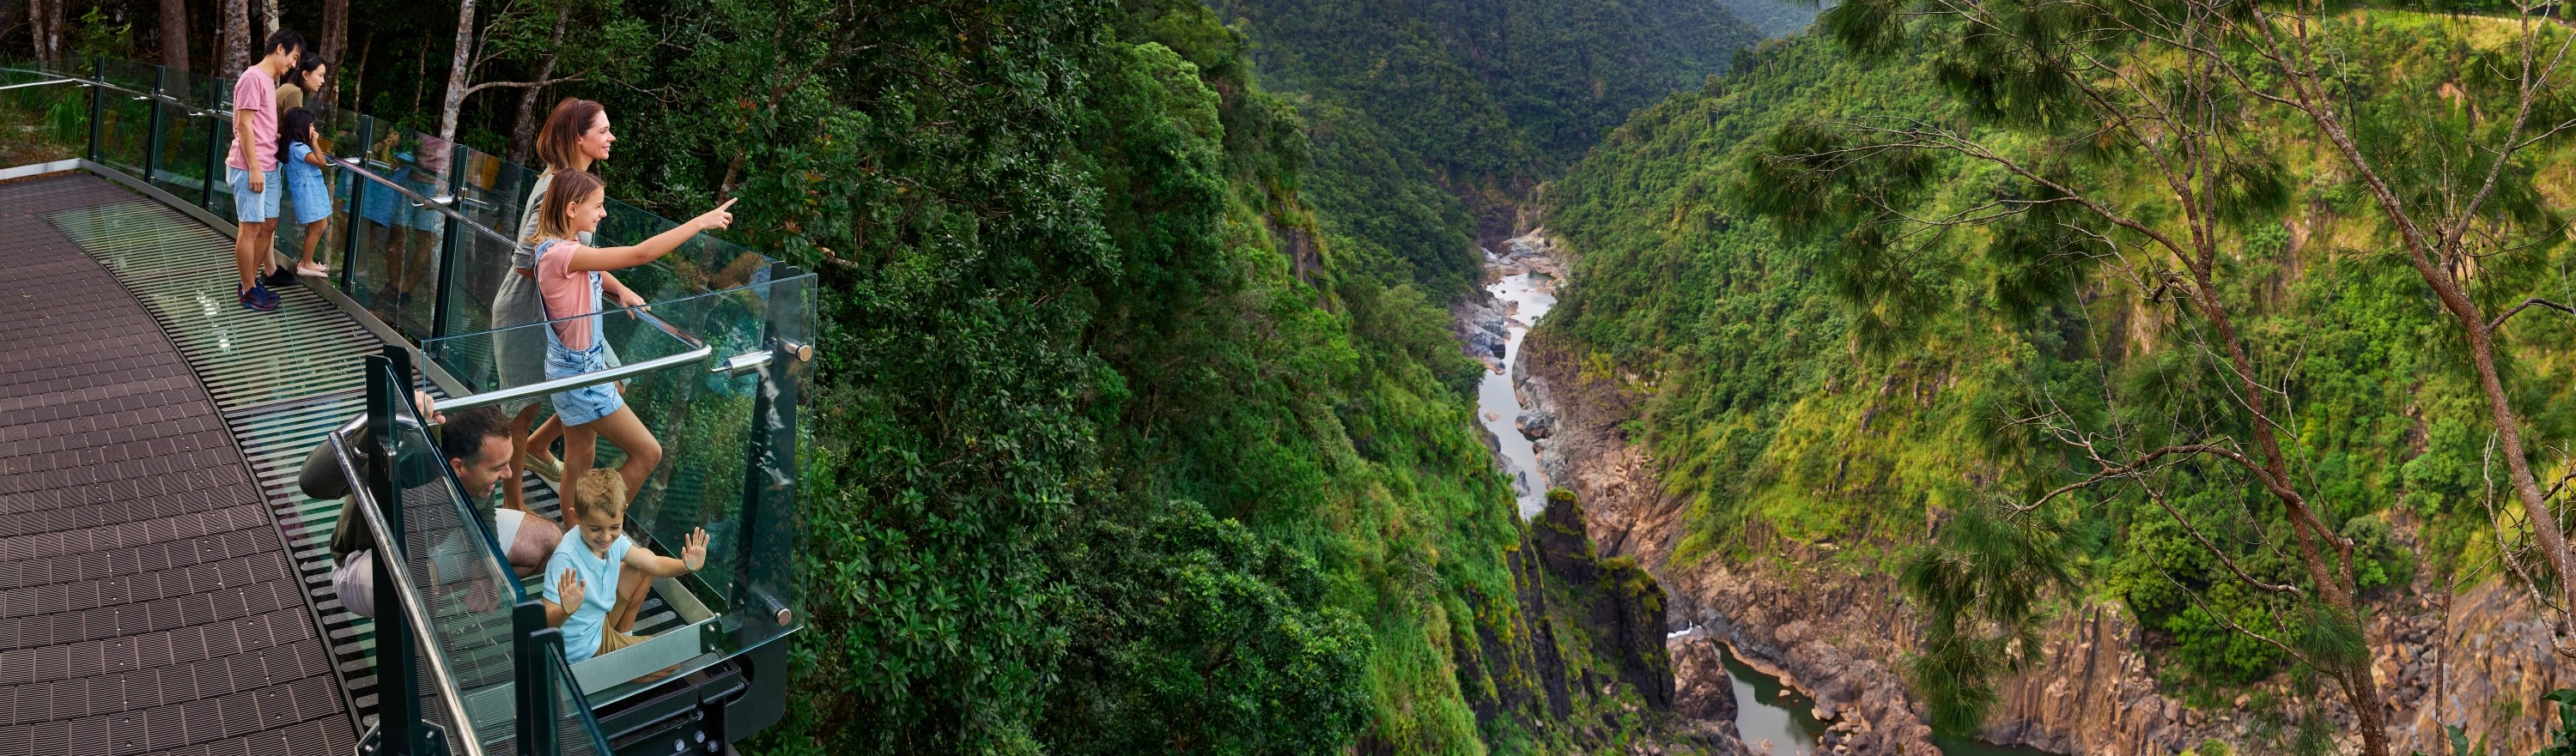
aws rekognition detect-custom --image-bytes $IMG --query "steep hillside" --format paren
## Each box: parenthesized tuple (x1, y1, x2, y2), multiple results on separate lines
(1711, 0, 1820, 39)
(1203, 0, 1765, 295)
(1536, 18, 2576, 754)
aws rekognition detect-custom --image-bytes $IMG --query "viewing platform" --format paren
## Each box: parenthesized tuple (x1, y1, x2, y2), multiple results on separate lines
(1, 57, 812, 756)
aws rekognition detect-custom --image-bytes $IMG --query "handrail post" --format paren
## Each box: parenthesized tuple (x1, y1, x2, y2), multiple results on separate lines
(343, 117, 373, 293)
(725, 261, 804, 739)
(84, 56, 103, 163)
(515, 601, 562, 756)
(143, 66, 164, 185)
(200, 77, 222, 210)
(365, 352, 418, 756)
(430, 141, 467, 341)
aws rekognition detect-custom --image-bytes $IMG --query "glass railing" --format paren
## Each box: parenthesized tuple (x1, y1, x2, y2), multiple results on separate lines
(4, 56, 811, 753)
(0, 59, 94, 166)
(334, 351, 619, 756)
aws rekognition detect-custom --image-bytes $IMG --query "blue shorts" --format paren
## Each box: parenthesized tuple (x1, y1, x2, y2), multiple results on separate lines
(544, 341, 624, 426)
(287, 172, 333, 225)
(227, 167, 283, 223)
(402, 178, 447, 231)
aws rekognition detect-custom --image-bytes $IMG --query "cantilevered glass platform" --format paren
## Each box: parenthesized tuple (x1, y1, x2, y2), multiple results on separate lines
(3, 56, 812, 756)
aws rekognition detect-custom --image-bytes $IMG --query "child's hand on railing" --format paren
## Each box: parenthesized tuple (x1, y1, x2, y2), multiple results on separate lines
(681, 527, 710, 572)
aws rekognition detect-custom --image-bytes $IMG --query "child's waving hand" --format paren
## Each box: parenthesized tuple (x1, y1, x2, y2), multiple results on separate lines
(681, 528, 710, 572)
(558, 567, 587, 609)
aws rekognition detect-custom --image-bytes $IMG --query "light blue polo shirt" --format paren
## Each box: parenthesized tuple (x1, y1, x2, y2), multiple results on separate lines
(544, 533, 633, 662)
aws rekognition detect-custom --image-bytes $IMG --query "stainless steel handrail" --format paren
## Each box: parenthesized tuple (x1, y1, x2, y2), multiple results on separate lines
(325, 430, 490, 756)
(437, 342, 714, 414)
(0, 70, 229, 118)
(323, 152, 523, 249)
(0, 78, 79, 92)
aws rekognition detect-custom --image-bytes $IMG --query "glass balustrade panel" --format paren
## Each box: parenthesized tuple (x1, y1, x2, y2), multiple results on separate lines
(387, 380, 527, 750)
(0, 61, 88, 166)
(146, 68, 217, 200)
(94, 58, 153, 174)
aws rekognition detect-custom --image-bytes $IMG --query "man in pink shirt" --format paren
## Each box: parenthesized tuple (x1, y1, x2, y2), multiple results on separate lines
(228, 30, 303, 312)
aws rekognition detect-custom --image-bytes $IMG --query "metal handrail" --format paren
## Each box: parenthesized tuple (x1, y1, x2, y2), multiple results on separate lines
(438, 341, 714, 414)
(0, 77, 78, 92)
(0, 68, 218, 117)
(324, 151, 522, 250)
(325, 428, 489, 756)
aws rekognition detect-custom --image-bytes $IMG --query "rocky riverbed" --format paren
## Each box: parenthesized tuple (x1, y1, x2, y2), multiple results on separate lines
(1506, 237, 2576, 755)
(1462, 230, 1564, 519)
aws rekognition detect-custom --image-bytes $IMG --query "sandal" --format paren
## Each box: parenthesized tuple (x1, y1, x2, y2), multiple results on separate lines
(524, 452, 563, 482)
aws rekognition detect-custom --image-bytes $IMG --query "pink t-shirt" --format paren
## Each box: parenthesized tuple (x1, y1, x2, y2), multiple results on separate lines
(225, 67, 280, 172)
(536, 240, 599, 351)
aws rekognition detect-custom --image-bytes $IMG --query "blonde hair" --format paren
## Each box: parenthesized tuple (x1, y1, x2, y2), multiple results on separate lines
(526, 170, 604, 245)
(574, 468, 628, 521)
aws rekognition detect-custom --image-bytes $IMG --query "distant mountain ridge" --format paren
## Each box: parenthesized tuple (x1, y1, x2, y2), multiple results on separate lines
(1203, 0, 1765, 295)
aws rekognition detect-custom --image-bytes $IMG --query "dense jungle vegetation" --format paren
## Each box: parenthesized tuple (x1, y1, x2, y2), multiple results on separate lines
(1203, 0, 1762, 294)
(7, 0, 1771, 752)
(1541, 6, 2576, 735)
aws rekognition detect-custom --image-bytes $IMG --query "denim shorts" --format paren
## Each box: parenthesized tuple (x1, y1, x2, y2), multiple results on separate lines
(545, 341, 624, 426)
(403, 178, 447, 231)
(228, 167, 283, 223)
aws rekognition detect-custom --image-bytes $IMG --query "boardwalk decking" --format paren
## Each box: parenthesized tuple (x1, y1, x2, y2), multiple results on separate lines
(0, 173, 356, 755)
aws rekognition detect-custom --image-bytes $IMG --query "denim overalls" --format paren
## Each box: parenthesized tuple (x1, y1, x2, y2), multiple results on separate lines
(537, 239, 623, 426)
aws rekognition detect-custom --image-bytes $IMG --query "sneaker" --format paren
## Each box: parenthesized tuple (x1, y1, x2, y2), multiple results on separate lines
(249, 284, 282, 307)
(240, 287, 279, 311)
(262, 265, 298, 288)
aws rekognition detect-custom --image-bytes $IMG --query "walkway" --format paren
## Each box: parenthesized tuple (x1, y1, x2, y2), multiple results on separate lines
(0, 172, 355, 754)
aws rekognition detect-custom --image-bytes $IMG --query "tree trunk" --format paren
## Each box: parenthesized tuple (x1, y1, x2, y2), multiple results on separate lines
(219, 0, 250, 74)
(28, 0, 61, 65)
(435, 0, 476, 147)
(348, 32, 369, 113)
(258, 0, 277, 38)
(318, 0, 345, 101)
(505, 8, 569, 166)
(43, 0, 64, 64)
(159, 0, 189, 71)
(2184, 264, 2395, 756)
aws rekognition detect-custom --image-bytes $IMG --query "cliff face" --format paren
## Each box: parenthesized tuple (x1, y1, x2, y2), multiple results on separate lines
(1515, 321, 2576, 755)
(1448, 485, 1758, 755)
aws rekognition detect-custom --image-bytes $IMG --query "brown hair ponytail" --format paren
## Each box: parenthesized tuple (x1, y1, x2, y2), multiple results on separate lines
(535, 98, 605, 173)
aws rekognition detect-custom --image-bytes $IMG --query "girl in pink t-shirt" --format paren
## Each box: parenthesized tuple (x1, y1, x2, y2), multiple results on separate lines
(522, 170, 736, 520)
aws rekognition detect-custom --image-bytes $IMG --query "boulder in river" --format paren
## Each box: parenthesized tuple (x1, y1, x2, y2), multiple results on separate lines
(1516, 409, 1555, 439)
(1668, 631, 1740, 724)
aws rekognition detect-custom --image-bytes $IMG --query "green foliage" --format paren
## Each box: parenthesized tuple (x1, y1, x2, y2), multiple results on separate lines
(1205, 0, 1764, 294)
(70, 7, 131, 59)
(1900, 504, 2075, 733)
(1042, 501, 1372, 753)
(1545, 11, 2576, 717)
(2540, 689, 2576, 756)
(511, 0, 1603, 752)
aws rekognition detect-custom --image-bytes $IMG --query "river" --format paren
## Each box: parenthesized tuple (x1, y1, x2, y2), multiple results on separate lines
(1474, 251, 1558, 520)
(1712, 639, 2056, 756)
(1473, 237, 2056, 756)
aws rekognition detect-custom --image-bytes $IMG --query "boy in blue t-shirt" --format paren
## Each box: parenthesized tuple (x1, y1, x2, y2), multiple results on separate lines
(544, 469, 709, 663)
